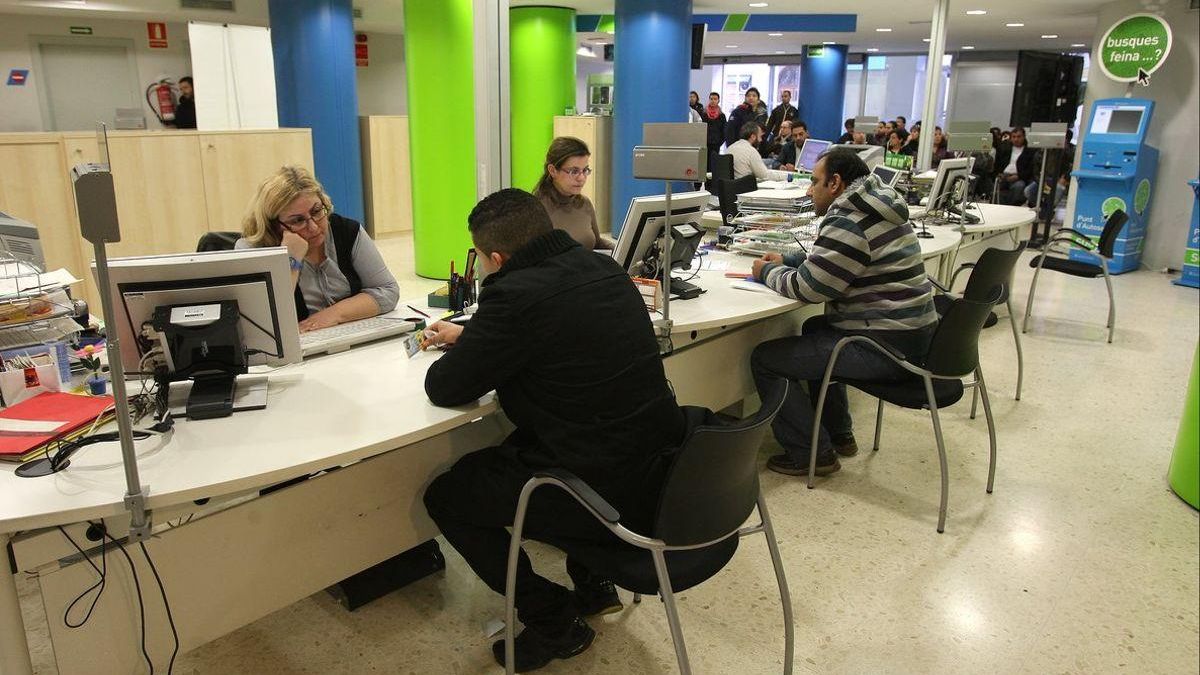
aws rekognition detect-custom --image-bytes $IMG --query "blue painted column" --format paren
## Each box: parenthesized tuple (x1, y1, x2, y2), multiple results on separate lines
(799, 44, 847, 144)
(612, 0, 692, 234)
(268, 0, 365, 223)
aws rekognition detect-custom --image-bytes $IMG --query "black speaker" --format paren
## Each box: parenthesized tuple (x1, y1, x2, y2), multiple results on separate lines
(1010, 51, 1084, 127)
(603, 43, 614, 61)
(691, 23, 706, 70)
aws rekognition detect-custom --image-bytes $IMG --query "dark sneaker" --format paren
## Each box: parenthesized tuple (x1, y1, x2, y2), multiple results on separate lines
(767, 453, 840, 477)
(831, 433, 859, 457)
(573, 577, 623, 617)
(491, 617, 595, 672)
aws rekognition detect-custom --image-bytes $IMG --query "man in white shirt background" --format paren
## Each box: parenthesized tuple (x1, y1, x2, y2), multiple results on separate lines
(725, 122, 792, 183)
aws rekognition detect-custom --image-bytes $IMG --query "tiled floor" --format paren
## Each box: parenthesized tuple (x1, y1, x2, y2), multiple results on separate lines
(17, 231, 1200, 674)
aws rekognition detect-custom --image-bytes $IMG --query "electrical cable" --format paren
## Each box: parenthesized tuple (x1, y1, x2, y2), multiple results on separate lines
(106, 530, 154, 675)
(140, 540, 179, 675)
(240, 313, 283, 358)
(56, 526, 107, 629)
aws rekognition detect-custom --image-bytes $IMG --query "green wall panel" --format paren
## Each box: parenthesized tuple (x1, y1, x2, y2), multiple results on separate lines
(405, 0, 476, 278)
(510, 7, 576, 193)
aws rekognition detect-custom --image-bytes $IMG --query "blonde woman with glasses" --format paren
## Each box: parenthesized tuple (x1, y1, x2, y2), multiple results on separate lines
(238, 165, 398, 332)
(533, 137, 614, 250)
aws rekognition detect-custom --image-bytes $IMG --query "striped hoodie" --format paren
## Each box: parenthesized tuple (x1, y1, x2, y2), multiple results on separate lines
(757, 174, 938, 335)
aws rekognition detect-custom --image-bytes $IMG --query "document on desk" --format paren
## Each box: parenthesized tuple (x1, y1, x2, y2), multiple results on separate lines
(730, 279, 778, 294)
(700, 258, 730, 272)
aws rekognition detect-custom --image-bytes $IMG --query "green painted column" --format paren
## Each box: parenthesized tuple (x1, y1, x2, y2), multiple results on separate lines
(510, 7, 576, 193)
(1168, 344, 1199, 509)
(404, 0, 476, 278)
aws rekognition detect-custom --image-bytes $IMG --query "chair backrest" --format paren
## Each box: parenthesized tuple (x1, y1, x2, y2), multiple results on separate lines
(714, 175, 758, 226)
(1097, 209, 1128, 259)
(197, 231, 241, 252)
(922, 292, 1001, 378)
(962, 243, 1026, 303)
(652, 380, 788, 547)
(710, 153, 734, 182)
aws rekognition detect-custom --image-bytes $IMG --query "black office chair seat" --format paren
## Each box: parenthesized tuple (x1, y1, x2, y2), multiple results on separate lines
(1028, 254, 1103, 278)
(197, 231, 240, 252)
(933, 294, 1000, 328)
(845, 376, 965, 410)
(562, 535, 739, 595)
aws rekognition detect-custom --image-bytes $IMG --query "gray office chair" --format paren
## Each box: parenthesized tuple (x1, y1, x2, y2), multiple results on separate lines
(196, 231, 240, 252)
(1023, 209, 1126, 343)
(807, 294, 1001, 533)
(502, 381, 794, 675)
(932, 243, 1027, 406)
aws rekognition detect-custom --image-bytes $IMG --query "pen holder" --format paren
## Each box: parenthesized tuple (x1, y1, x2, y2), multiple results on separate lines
(0, 364, 62, 407)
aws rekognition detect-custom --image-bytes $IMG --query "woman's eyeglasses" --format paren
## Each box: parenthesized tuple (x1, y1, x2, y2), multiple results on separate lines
(559, 167, 592, 177)
(277, 204, 328, 231)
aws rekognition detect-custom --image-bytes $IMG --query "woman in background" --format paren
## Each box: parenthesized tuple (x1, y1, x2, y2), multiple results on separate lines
(533, 137, 614, 251)
(238, 165, 399, 332)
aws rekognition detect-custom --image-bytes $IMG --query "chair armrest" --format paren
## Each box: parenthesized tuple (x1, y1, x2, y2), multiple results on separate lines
(948, 262, 976, 291)
(928, 277, 952, 295)
(532, 468, 621, 523)
(1051, 228, 1096, 250)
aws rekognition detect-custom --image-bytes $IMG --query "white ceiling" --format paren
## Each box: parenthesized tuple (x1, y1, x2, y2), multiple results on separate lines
(0, 0, 1105, 52)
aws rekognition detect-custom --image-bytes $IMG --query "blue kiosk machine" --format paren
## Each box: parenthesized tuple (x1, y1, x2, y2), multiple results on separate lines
(1070, 97, 1159, 273)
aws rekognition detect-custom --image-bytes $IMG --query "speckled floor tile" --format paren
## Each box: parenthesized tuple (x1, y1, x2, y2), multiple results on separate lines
(17, 235, 1199, 674)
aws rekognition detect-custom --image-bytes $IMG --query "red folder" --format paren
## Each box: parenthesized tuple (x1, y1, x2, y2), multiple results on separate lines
(0, 392, 115, 459)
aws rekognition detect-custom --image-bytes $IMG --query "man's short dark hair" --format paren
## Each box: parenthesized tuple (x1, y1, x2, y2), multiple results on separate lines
(746, 87, 760, 98)
(739, 122, 761, 140)
(467, 188, 552, 256)
(896, 115, 907, 123)
(816, 149, 870, 186)
(709, 91, 720, 99)
(794, 120, 808, 131)
(179, 76, 193, 85)
(844, 118, 855, 129)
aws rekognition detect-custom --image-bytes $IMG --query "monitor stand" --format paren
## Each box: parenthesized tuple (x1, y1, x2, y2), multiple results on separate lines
(168, 374, 269, 419)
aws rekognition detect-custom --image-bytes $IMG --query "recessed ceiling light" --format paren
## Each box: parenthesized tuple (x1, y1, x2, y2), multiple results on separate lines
(1071, 43, 1086, 47)
(867, 48, 879, 52)
(768, 32, 783, 37)
(749, 2, 769, 7)
(725, 45, 739, 49)
(966, 10, 987, 15)
(1041, 34, 1058, 39)
(822, 41, 835, 45)
(876, 28, 892, 32)
(922, 38, 931, 42)
(1006, 23, 1025, 27)
(962, 45, 975, 50)
(576, 45, 595, 58)
(775, 50, 785, 54)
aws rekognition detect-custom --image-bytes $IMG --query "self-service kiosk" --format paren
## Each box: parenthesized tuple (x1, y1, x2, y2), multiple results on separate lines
(1070, 98, 1159, 273)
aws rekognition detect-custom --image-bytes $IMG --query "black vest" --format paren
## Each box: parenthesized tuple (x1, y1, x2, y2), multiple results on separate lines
(294, 214, 363, 320)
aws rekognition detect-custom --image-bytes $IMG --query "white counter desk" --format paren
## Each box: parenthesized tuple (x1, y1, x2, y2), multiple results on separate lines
(1, 234, 963, 674)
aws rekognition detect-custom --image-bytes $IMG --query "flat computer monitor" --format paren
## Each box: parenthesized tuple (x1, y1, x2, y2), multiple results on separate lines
(97, 247, 301, 416)
(614, 191, 709, 296)
(796, 139, 832, 171)
(835, 143, 884, 169)
(871, 164, 904, 188)
(927, 156, 975, 213)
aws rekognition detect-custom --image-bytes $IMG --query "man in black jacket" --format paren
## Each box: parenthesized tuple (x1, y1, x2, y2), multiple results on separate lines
(422, 188, 684, 672)
(725, 86, 767, 148)
(765, 88, 799, 142)
(993, 127, 1040, 205)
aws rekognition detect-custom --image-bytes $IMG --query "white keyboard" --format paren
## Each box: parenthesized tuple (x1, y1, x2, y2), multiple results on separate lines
(300, 316, 416, 357)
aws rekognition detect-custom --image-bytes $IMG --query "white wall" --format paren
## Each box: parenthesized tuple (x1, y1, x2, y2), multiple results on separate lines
(948, 59, 1017, 128)
(1069, 0, 1199, 271)
(0, 13, 192, 132)
(355, 31, 406, 116)
(882, 55, 920, 123)
(575, 56, 612, 113)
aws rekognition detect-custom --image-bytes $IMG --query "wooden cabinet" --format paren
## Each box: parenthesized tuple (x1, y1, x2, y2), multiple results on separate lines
(359, 116, 413, 235)
(0, 129, 314, 309)
(553, 116, 613, 234)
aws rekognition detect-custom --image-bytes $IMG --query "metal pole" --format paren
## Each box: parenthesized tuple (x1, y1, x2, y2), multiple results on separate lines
(92, 242, 150, 541)
(0, 533, 35, 675)
(662, 180, 673, 323)
(916, 0, 949, 172)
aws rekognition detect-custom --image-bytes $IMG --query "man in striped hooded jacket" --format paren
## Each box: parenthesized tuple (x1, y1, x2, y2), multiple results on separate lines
(750, 149, 938, 477)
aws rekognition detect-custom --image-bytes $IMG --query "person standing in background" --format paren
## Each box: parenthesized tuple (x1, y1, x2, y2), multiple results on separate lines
(765, 89, 799, 143)
(688, 91, 704, 119)
(174, 76, 197, 129)
(725, 87, 767, 149)
(703, 92, 726, 159)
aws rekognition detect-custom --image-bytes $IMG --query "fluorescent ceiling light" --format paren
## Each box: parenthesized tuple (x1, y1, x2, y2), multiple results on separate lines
(768, 32, 783, 37)
(966, 10, 987, 15)
(876, 28, 892, 32)
(775, 50, 785, 54)
(962, 45, 975, 50)
(867, 48, 879, 52)
(1006, 23, 1025, 27)
(922, 38, 931, 42)
(749, 2, 769, 7)
(1041, 34, 1058, 39)
(1071, 43, 1086, 47)
(725, 44, 739, 49)
(822, 41, 835, 45)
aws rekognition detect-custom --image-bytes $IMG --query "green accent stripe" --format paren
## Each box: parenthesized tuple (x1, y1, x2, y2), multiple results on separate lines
(596, 14, 615, 34)
(724, 13, 749, 31)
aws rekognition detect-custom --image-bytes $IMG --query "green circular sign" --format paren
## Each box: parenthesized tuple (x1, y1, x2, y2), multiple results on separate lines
(1102, 197, 1127, 220)
(1098, 13, 1173, 82)
(1134, 179, 1151, 215)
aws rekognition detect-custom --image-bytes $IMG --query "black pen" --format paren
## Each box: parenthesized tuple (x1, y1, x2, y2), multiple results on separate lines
(406, 304, 430, 318)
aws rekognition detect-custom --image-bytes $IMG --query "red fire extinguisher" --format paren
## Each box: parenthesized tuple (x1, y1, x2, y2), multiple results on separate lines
(145, 79, 177, 124)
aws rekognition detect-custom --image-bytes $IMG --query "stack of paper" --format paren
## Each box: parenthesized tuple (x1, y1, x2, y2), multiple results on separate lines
(0, 392, 114, 463)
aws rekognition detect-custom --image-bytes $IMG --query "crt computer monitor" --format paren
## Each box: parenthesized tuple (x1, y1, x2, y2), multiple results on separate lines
(98, 247, 302, 376)
(613, 191, 709, 277)
(796, 139, 832, 171)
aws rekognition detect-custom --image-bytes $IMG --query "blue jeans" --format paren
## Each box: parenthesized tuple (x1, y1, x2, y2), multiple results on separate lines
(751, 317, 923, 463)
